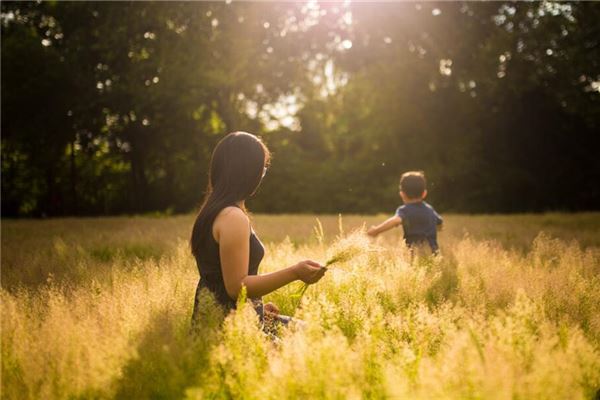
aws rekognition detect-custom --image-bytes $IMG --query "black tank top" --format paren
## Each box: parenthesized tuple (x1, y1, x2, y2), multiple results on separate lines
(192, 209, 265, 315)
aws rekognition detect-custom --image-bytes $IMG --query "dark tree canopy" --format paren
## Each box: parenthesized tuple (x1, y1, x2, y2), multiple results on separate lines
(1, 1, 599, 217)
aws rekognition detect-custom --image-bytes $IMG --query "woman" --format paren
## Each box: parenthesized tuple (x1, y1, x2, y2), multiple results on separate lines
(191, 131, 325, 327)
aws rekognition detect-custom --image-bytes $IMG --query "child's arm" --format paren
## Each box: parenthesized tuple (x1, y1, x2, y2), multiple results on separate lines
(367, 216, 402, 237)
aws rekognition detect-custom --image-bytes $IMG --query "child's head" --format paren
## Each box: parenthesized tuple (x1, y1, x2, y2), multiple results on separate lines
(399, 171, 427, 202)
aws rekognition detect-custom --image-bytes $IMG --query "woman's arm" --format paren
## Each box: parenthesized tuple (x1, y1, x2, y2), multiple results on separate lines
(367, 215, 402, 237)
(216, 207, 324, 300)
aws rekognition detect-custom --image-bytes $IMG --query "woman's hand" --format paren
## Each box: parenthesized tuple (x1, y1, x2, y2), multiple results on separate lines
(263, 302, 280, 319)
(293, 260, 326, 284)
(367, 226, 379, 237)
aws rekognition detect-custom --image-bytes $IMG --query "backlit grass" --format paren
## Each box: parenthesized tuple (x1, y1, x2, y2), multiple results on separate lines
(1, 213, 599, 399)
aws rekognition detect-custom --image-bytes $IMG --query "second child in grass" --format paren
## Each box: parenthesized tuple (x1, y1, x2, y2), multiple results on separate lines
(367, 171, 443, 254)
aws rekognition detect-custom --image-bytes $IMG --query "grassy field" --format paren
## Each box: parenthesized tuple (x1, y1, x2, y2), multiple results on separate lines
(2, 213, 600, 399)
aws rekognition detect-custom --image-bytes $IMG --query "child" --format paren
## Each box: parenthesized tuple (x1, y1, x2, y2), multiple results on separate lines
(367, 171, 443, 254)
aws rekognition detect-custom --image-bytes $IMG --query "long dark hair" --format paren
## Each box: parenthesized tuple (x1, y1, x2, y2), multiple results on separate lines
(191, 132, 270, 258)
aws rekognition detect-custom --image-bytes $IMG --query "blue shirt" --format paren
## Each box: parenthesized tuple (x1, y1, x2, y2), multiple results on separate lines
(395, 201, 443, 252)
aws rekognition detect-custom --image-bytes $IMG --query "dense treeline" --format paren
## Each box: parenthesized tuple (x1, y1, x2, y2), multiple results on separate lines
(1, 1, 599, 216)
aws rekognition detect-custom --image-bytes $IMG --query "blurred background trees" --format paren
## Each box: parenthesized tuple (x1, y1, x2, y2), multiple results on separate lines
(2, 1, 599, 216)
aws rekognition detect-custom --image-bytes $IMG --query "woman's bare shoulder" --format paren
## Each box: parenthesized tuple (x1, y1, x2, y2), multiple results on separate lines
(213, 207, 249, 242)
(217, 206, 247, 221)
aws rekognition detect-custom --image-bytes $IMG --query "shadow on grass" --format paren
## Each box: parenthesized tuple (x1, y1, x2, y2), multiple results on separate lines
(112, 294, 224, 399)
(425, 254, 459, 306)
(88, 243, 165, 263)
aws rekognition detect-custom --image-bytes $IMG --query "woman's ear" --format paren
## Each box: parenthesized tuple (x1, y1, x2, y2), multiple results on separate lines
(422, 189, 428, 200)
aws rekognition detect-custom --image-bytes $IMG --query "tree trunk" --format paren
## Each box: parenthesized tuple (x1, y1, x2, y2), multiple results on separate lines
(70, 140, 78, 215)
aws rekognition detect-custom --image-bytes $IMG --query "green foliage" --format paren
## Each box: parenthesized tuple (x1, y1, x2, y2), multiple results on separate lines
(2, 2, 599, 216)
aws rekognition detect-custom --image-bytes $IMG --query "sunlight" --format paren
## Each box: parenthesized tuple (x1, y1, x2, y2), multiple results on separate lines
(2, 1, 599, 397)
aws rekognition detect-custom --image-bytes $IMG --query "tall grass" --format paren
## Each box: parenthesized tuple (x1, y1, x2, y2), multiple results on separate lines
(2, 214, 600, 399)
